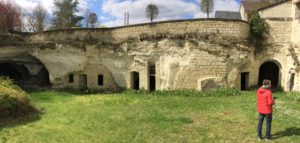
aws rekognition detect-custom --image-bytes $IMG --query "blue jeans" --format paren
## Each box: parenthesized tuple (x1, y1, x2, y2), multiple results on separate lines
(257, 113, 272, 139)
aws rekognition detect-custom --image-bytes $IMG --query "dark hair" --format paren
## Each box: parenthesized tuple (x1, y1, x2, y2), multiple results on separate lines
(262, 79, 271, 85)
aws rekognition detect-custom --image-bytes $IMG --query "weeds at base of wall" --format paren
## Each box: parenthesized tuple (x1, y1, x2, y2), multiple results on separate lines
(26, 87, 241, 97)
(286, 92, 300, 102)
(35, 87, 122, 96)
(123, 88, 241, 97)
(248, 85, 284, 93)
(272, 86, 284, 93)
(50, 87, 241, 97)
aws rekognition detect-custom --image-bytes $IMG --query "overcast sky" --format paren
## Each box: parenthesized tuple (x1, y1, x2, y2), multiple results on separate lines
(15, 0, 242, 27)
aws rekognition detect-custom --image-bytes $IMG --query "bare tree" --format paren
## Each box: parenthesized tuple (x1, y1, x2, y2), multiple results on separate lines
(26, 4, 48, 32)
(0, 0, 22, 33)
(84, 9, 90, 28)
(88, 13, 97, 28)
(200, 0, 214, 18)
(146, 4, 159, 22)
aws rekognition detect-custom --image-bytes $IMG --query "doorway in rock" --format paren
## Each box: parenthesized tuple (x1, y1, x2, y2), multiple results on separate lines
(131, 72, 139, 90)
(258, 61, 280, 88)
(149, 65, 156, 91)
(79, 74, 88, 91)
(241, 72, 249, 91)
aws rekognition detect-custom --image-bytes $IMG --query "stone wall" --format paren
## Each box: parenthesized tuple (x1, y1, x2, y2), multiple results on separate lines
(27, 19, 249, 43)
(1, 19, 253, 91)
(5, 3, 300, 92)
(259, 1, 292, 18)
(265, 20, 292, 43)
(173, 49, 227, 89)
(252, 0, 297, 91)
(0, 3, 298, 92)
(96, 36, 252, 91)
(240, 4, 248, 21)
(250, 20, 293, 91)
(291, 2, 300, 43)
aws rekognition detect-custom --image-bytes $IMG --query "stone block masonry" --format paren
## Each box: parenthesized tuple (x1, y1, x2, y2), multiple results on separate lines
(28, 19, 250, 43)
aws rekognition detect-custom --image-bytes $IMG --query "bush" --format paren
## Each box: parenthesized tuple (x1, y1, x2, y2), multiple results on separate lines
(250, 12, 269, 39)
(124, 88, 241, 97)
(0, 77, 38, 118)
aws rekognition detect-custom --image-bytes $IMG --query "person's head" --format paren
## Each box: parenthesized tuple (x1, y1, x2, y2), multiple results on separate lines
(262, 79, 271, 89)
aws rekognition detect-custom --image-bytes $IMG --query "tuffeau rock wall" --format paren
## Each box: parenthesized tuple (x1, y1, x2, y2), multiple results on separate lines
(0, 19, 257, 91)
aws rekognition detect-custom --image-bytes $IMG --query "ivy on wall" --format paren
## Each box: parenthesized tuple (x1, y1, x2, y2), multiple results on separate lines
(250, 12, 269, 39)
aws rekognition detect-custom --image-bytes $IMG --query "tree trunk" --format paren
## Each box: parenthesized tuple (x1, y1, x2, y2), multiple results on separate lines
(207, 3, 209, 18)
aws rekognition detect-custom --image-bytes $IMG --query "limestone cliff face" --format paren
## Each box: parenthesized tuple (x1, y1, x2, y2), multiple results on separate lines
(0, 19, 254, 91)
(97, 37, 253, 90)
(2, 8, 300, 91)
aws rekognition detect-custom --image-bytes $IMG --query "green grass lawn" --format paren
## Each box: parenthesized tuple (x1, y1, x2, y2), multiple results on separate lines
(0, 91, 300, 143)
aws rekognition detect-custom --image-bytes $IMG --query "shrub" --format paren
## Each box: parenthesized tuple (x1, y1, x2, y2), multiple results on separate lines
(0, 77, 38, 117)
(250, 12, 269, 39)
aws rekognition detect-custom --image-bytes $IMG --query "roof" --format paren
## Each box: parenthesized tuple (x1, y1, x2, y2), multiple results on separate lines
(257, 0, 291, 11)
(215, 11, 242, 20)
(240, 0, 291, 12)
(241, 1, 260, 12)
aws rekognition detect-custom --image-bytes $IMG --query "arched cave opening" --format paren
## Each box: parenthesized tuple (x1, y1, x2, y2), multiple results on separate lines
(258, 61, 280, 88)
(0, 62, 51, 88)
(131, 72, 140, 90)
(35, 67, 51, 86)
(0, 63, 30, 83)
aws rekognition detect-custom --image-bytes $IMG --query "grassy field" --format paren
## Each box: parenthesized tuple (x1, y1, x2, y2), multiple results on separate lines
(0, 91, 300, 143)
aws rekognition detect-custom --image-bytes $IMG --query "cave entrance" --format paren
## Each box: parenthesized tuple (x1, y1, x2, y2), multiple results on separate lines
(258, 61, 280, 88)
(131, 72, 140, 90)
(0, 62, 50, 88)
(35, 67, 51, 86)
(0, 63, 28, 82)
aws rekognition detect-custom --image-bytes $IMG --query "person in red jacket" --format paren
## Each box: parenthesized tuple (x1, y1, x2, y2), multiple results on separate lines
(256, 79, 275, 141)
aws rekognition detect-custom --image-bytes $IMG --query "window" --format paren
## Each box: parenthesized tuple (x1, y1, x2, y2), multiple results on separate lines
(69, 74, 74, 83)
(98, 75, 103, 86)
(149, 65, 156, 76)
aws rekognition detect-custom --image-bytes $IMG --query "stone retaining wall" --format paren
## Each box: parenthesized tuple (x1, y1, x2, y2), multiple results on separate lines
(28, 19, 249, 43)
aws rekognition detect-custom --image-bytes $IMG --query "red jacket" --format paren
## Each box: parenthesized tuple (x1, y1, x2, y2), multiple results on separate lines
(256, 87, 275, 114)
